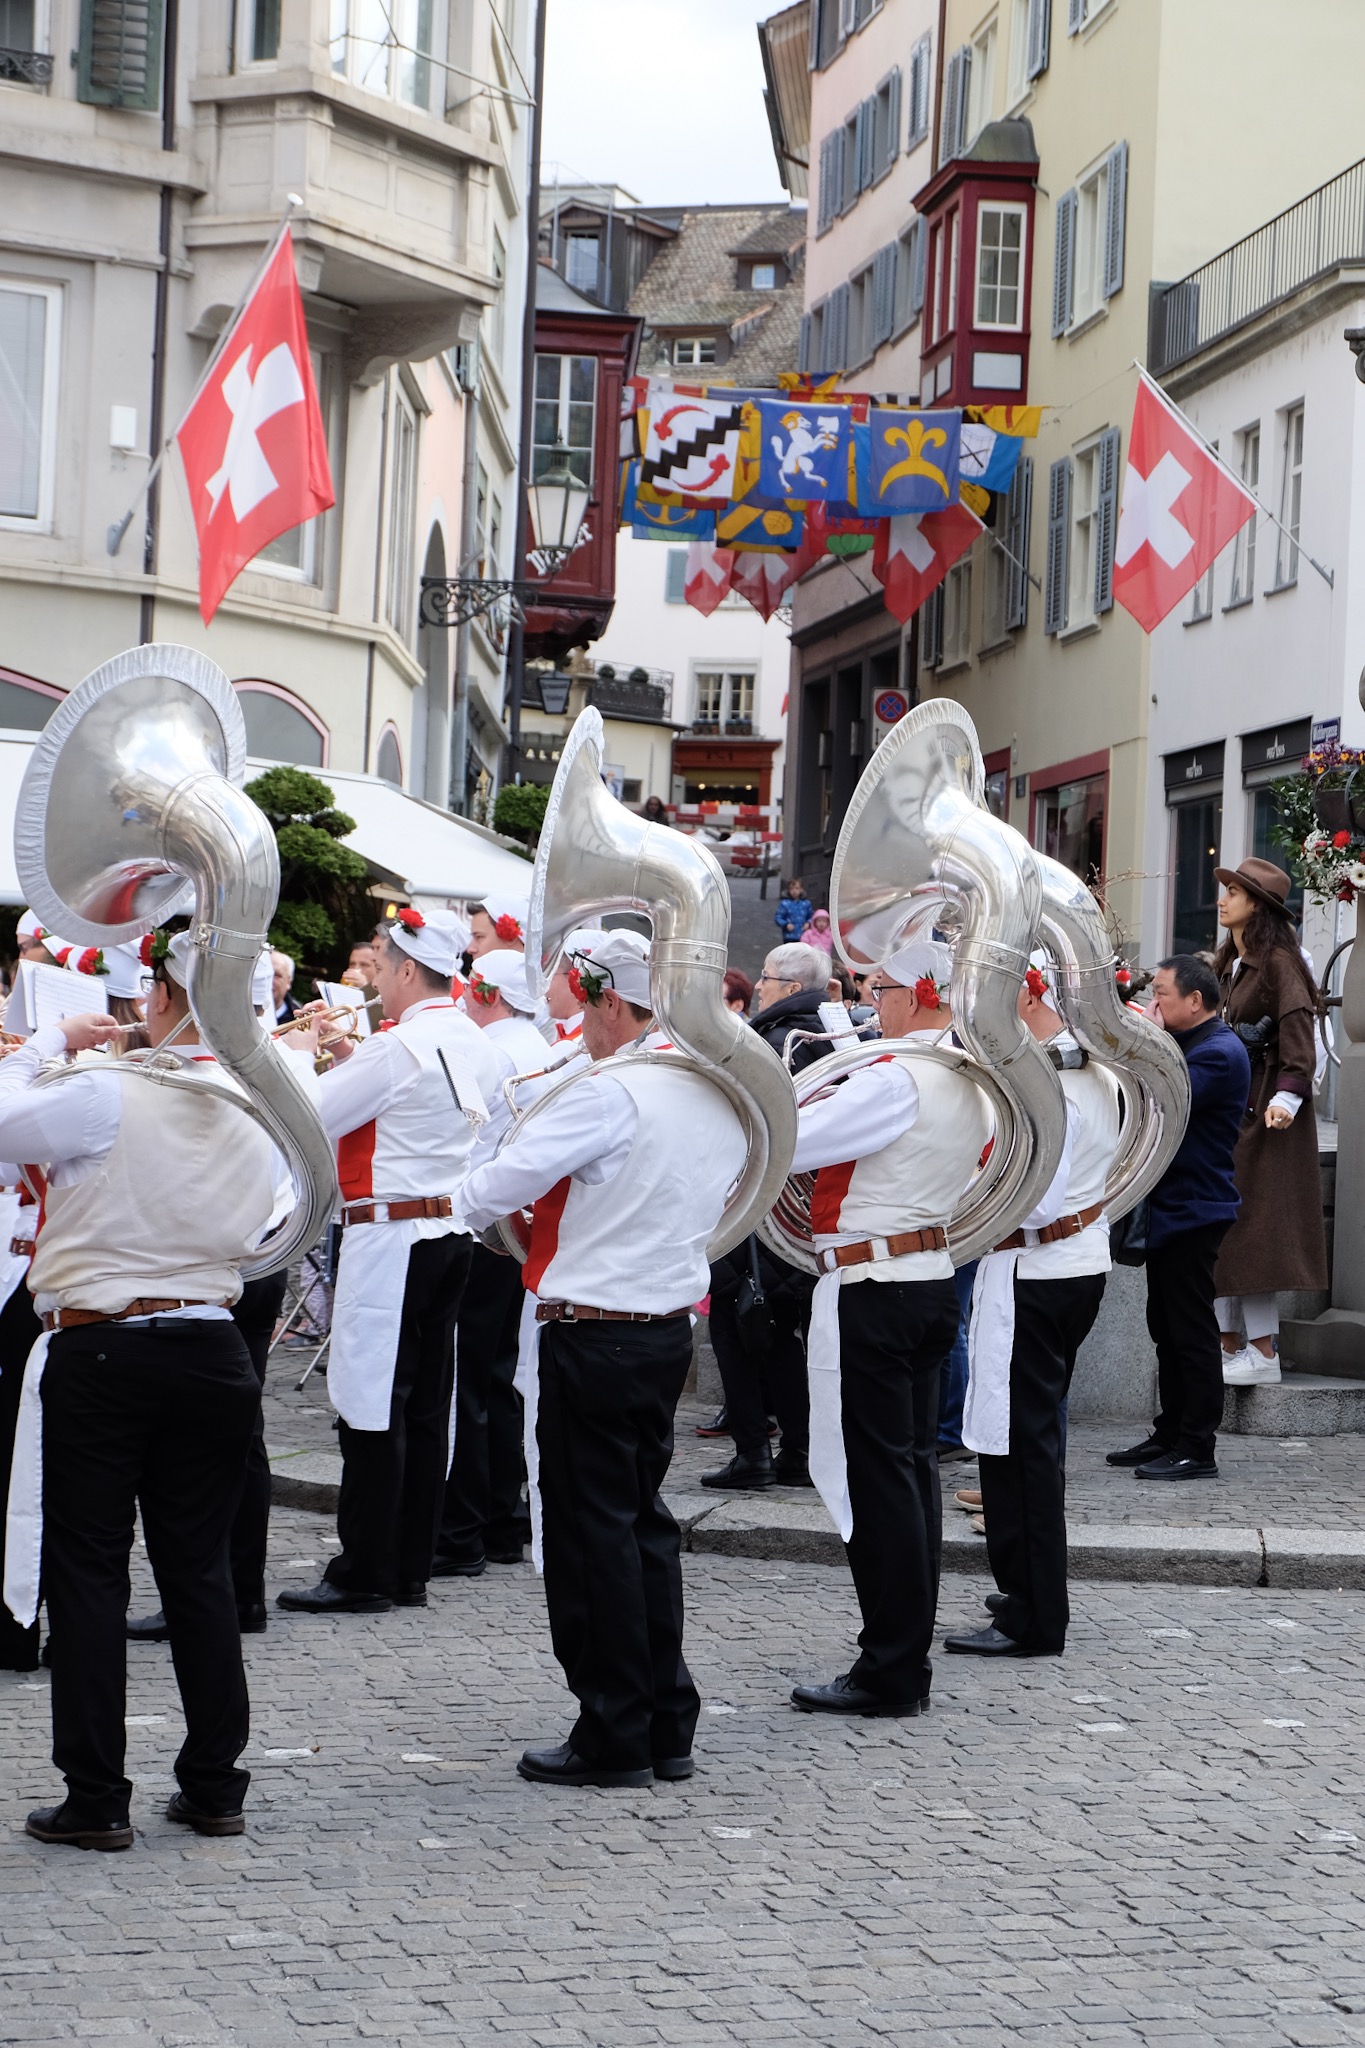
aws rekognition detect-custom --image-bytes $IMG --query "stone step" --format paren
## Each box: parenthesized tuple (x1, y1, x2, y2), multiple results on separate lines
(1222, 1371, 1365, 1436)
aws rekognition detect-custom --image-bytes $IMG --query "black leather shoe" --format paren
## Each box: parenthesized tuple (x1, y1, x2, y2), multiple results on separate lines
(937, 1443, 975, 1465)
(653, 1755, 695, 1781)
(772, 1450, 813, 1487)
(791, 1674, 921, 1717)
(985, 1591, 1007, 1615)
(1106, 1434, 1171, 1467)
(944, 1624, 1053, 1657)
(486, 1545, 524, 1565)
(695, 1407, 731, 1437)
(26, 1802, 133, 1851)
(0, 1647, 40, 1672)
(517, 1741, 652, 1788)
(126, 1608, 170, 1643)
(700, 1449, 776, 1491)
(431, 1552, 487, 1578)
(166, 1792, 245, 1838)
(275, 1581, 394, 1613)
(1134, 1452, 1219, 1481)
(396, 1584, 427, 1607)
(237, 1603, 267, 1635)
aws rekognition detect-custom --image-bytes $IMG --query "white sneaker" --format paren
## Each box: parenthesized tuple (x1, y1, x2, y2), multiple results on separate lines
(1223, 1348, 1281, 1386)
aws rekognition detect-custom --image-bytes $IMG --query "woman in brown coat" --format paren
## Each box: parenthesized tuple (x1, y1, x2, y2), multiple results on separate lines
(1211, 858, 1326, 1386)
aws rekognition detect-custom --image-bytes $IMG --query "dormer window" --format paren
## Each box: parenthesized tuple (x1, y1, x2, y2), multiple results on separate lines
(751, 263, 777, 290)
(673, 337, 717, 366)
(566, 233, 600, 294)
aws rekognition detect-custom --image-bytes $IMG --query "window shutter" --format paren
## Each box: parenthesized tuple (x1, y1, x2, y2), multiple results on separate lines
(1026, 0, 1051, 77)
(817, 134, 837, 233)
(884, 68, 902, 172)
(940, 47, 969, 162)
(798, 312, 812, 374)
(1103, 140, 1128, 299)
(909, 35, 932, 144)
(1093, 426, 1121, 614)
(1004, 456, 1033, 630)
(808, 0, 822, 70)
(1067, 0, 1085, 31)
(1052, 188, 1076, 336)
(840, 121, 859, 212)
(665, 551, 688, 603)
(873, 244, 897, 347)
(912, 216, 928, 315)
(841, 0, 859, 32)
(921, 586, 944, 667)
(1044, 457, 1071, 635)
(77, 0, 165, 108)
(827, 282, 851, 370)
(858, 98, 877, 192)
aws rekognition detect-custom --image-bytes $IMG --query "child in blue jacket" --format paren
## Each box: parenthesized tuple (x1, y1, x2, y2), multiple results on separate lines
(774, 877, 814, 942)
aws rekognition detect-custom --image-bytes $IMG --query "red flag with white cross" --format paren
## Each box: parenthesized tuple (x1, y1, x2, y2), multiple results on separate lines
(871, 501, 982, 624)
(1112, 371, 1257, 633)
(174, 229, 334, 623)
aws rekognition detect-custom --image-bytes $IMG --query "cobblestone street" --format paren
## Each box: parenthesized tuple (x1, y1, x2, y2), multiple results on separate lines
(5, 1505, 1365, 2046)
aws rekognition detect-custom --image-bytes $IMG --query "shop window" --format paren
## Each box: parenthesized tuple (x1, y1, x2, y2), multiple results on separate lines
(1168, 793, 1223, 952)
(1036, 771, 1105, 885)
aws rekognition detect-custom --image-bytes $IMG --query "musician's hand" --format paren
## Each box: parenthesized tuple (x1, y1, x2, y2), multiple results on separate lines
(1265, 1104, 1293, 1131)
(59, 1012, 122, 1054)
(318, 1022, 357, 1064)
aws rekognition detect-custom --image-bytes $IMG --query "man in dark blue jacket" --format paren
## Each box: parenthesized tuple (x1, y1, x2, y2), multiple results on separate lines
(1108, 955, 1251, 1480)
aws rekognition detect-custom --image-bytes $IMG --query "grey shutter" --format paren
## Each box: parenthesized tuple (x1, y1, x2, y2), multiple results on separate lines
(1067, 0, 1085, 30)
(909, 35, 932, 143)
(831, 282, 851, 369)
(1044, 457, 1071, 635)
(1026, 0, 1051, 77)
(798, 313, 812, 373)
(1103, 140, 1128, 298)
(858, 98, 877, 191)
(1093, 426, 1121, 614)
(77, 0, 165, 107)
(921, 587, 943, 666)
(1052, 188, 1076, 336)
(840, 119, 859, 211)
(817, 133, 838, 233)
(873, 244, 897, 347)
(665, 550, 687, 603)
(884, 68, 902, 172)
(912, 215, 928, 314)
(1004, 456, 1033, 630)
(808, 0, 822, 70)
(940, 47, 969, 162)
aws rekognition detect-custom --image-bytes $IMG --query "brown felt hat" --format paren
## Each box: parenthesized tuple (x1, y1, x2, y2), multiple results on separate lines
(1214, 857, 1293, 915)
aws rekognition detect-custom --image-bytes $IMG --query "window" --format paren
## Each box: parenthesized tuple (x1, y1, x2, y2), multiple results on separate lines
(751, 263, 777, 290)
(1067, 0, 1111, 29)
(893, 217, 928, 335)
(1054, 142, 1127, 332)
(1249, 785, 1303, 921)
(694, 670, 755, 729)
(931, 208, 961, 341)
(975, 204, 1025, 328)
(385, 387, 418, 639)
(940, 44, 970, 160)
(1068, 440, 1100, 625)
(489, 228, 506, 361)
(1169, 793, 1223, 951)
(665, 549, 687, 603)
(565, 232, 598, 294)
(330, 0, 438, 113)
(847, 263, 874, 368)
(1037, 773, 1105, 884)
(234, 683, 328, 768)
(965, 18, 997, 145)
(1044, 428, 1118, 634)
(1274, 405, 1304, 588)
(242, 0, 279, 61)
(907, 33, 932, 146)
(1073, 158, 1107, 322)
(1000, 453, 1032, 631)
(257, 349, 327, 582)
(809, 0, 841, 68)
(0, 0, 38, 66)
(807, 285, 849, 375)
(870, 67, 901, 180)
(488, 493, 502, 576)
(817, 133, 841, 234)
(920, 585, 944, 668)
(533, 352, 596, 487)
(1188, 440, 1217, 620)
(474, 460, 488, 565)
(840, 107, 863, 212)
(942, 559, 972, 666)
(1228, 426, 1260, 604)
(0, 666, 61, 729)
(1007, 0, 1031, 103)
(375, 725, 403, 787)
(671, 337, 717, 366)
(0, 279, 60, 530)
(77, 0, 164, 107)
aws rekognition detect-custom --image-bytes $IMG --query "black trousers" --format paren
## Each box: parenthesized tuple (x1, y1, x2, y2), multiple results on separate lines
(708, 1247, 811, 1459)
(41, 1319, 259, 1820)
(1147, 1223, 1230, 1461)
(978, 1272, 1107, 1654)
(0, 1277, 41, 1669)
(439, 1244, 527, 1563)
(838, 1277, 960, 1703)
(537, 1317, 699, 1771)
(325, 1234, 472, 1598)
(227, 1269, 289, 1610)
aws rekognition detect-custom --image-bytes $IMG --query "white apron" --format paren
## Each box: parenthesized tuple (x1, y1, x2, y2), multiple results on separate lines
(806, 1270, 853, 1541)
(0, 1188, 27, 1316)
(4, 1328, 49, 1627)
(327, 1219, 460, 1432)
(514, 1289, 545, 1572)
(962, 1249, 1021, 1457)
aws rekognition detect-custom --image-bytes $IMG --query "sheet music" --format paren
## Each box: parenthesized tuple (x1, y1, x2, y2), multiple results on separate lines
(8, 960, 112, 1036)
(315, 981, 374, 1036)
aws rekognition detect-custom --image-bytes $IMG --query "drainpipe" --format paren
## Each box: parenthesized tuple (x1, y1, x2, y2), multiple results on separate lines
(140, 0, 179, 643)
(450, 343, 481, 812)
(504, 0, 548, 785)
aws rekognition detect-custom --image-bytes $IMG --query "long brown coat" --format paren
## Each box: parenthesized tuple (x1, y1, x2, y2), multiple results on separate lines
(1213, 948, 1327, 1296)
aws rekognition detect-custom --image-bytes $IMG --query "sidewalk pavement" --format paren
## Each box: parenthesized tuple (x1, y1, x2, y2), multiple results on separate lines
(263, 1353, 1365, 1593)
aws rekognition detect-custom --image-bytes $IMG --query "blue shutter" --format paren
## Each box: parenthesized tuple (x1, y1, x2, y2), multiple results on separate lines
(873, 244, 897, 347)
(1093, 426, 1121, 614)
(858, 98, 877, 191)
(77, 0, 165, 107)
(1067, 0, 1085, 31)
(1044, 457, 1071, 635)
(665, 550, 687, 603)
(912, 216, 928, 315)
(1052, 188, 1076, 336)
(1103, 140, 1128, 299)
(1027, 0, 1051, 76)
(884, 68, 902, 172)
(940, 47, 969, 162)
(909, 35, 932, 143)
(827, 282, 851, 370)
(921, 586, 943, 666)
(817, 133, 837, 233)
(798, 312, 812, 373)
(1005, 456, 1033, 630)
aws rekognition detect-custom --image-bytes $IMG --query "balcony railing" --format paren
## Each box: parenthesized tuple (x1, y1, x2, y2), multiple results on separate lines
(1152, 155, 1365, 375)
(0, 47, 54, 84)
(588, 668, 671, 722)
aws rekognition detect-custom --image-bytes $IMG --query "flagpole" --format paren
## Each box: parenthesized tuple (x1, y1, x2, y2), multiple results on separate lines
(987, 529, 1042, 593)
(107, 194, 304, 557)
(1133, 360, 1335, 591)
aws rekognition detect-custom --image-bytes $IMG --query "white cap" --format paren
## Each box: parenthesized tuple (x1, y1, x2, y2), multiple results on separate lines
(883, 939, 953, 990)
(54, 942, 124, 991)
(251, 949, 275, 1010)
(468, 948, 535, 1014)
(565, 929, 653, 1009)
(163, 931, 195, 989)
(16, 909, 46, 943)
(555, 924, 604, 971)
(474, 895, 528, 946)
(387, 908, 465, 979)
(101, 938, 153, 1001)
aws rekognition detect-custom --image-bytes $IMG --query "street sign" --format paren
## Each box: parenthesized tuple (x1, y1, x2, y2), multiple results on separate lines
(1312, 717, 1341, 752)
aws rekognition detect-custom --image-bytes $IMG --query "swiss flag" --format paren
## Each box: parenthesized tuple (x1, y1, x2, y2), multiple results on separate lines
(1113, 371, 1257, 633)
(683, 542, 735, 616)
(730, 551, 801, 621)
(871, 501, 982, 624)
(175, 229, 334, 622)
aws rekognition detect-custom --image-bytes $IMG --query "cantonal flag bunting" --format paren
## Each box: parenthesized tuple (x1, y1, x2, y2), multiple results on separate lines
(1112, 370, 1257, 633)
(683, 542, 736, 616)
(872, 502, 982, 624)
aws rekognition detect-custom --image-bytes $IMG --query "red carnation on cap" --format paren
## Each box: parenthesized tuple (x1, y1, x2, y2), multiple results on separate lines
(1025, 966, 1048, 999)
(567, 964, 587, 1005)
(469, 974, 498, 1007)
(396, 906, 425, 932)
(913, 976, 942, 1011)
(75, 948, 108, 977)
(139, 933, 155, 967)
(494, 912, 522, 942)
(1334, 830, 1353, 848)
(53, 946, 73, 967)
(1115, 966, 1132, 988)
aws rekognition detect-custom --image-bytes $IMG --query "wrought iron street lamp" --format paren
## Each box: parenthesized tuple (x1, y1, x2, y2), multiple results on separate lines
(419, 439, 589, 629)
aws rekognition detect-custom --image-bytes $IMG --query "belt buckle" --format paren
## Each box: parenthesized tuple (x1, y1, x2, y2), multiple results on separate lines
(559, 1302, 578, 1322)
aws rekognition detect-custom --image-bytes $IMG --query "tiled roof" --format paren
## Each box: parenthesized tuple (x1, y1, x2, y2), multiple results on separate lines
(625, 204, 807, 385)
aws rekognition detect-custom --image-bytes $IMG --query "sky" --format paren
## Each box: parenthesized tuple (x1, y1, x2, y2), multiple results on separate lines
(540, 0, 791, 210)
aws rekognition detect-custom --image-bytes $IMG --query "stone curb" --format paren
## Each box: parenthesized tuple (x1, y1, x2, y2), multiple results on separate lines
(268, 1452, 1365, 1590)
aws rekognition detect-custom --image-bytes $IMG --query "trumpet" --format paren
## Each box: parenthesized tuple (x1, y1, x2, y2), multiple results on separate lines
(274, 992, 383, 1073)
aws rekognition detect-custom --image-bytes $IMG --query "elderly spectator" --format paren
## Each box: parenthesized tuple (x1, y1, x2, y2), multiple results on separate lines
(1106, 955, 1250, 1481)
(270, 949, 296, 1024)
(774, 877, 814, 943)
(747, 944, 831, 1069)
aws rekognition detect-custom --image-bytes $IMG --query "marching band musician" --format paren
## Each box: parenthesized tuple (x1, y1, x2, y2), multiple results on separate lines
(946, 961, 1121, 1660)
(278, 909, 501, 1618)
(2, 930, 276, 1849)
(435, 948, 552, 1578)
(785, 940, 992, 1720)
(461, 929, 747, 1789)
(543, 935, 588, 1046)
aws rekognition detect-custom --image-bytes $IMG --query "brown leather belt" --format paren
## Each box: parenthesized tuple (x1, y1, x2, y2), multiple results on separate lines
(535, 1302, 691, 1325)
(818, 1227, 949, 1273)
(10, 1237, 32, 1259)
(994, 1201, 1105, 1253)
(42, 1298, 227, 1333)
(342, 1196, 453, 1226)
